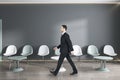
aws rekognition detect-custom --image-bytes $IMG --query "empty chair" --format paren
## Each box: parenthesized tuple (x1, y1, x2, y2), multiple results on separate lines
(87, 45, 100, 57)
(73, 45, 83, 56)
(93, 45, 115, 72)
(21, 45, 33, 63)
(21, 45, 33, 57)
(8, 45, 33, 72)
(38, 45, 49, 61)
(3, 45, 17, 70)
(103, 45, 117, 56)
(72, 45, 83, 61)
(3, 45, 17, 57)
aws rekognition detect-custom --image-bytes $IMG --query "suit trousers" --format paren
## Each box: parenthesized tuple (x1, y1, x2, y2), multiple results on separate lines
(54, 53, 77, 75)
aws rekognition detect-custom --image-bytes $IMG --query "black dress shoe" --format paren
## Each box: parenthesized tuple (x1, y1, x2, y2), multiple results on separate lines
(70, 71, 78, 75)
(50, 70, 57, 76)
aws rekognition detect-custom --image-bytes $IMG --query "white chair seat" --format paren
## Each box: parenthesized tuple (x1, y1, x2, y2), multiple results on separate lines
(38, 53, 49, 56)
(3, 53, 12, 56)
(73, 54, 82, 56)
(90, 53, 100, 57)
(21, 53, 29, 56)
(104, 53, 117, 56)
(51, 56, 59, 60)
(94, 56, 113, 61)
(51, 56, 66, 61)
(8, 56, 27, 61)
(21, 52, 32, 56)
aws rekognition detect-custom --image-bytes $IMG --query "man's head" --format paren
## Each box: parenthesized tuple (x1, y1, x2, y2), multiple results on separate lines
(60, 25, 67, 33)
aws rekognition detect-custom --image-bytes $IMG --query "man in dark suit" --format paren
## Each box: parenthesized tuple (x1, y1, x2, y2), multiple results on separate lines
(50, 25, 78, 76)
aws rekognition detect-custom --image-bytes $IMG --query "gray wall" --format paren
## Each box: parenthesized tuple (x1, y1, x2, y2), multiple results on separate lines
(112, 6, 120, 58)
(0, 4, 119, 59)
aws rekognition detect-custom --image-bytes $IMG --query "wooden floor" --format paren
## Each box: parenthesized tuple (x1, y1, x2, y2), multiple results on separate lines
(0, 61, 120, 80)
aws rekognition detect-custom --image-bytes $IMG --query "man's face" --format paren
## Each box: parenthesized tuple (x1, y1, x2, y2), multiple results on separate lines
(60, 26, 65, 32)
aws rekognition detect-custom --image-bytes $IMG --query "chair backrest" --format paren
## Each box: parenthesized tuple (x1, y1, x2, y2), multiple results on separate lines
(21, 45, 33, 56)
(104, 45, 117, 56)
(4, 45, 17, 56)
(38, 45, 49, 56)
(87, 45, 100, 56)
(55, 48, 60, 56)
(73, 45, 82, 56)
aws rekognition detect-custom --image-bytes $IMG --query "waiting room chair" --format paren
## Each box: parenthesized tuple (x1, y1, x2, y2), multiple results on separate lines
(73, 45, 83, 60)
(87, 45, 100, 57)
(8, 45, 33, 72)
(87, 45, 113, 72)
(21, 45, 33, 62)
(3, 45, 17, 57)
(103, 45, 117, 56)
(93, 45, 115, 72)
(38, 45, 49, 62)
(3, 45, 17, 70)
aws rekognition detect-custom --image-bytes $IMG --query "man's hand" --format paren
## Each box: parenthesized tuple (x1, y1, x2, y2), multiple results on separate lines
(71, 51, 74, 55)
(53, 47, 58, 51)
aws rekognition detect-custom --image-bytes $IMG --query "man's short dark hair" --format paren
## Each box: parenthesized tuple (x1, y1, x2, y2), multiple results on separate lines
(62, 25, 67, 31)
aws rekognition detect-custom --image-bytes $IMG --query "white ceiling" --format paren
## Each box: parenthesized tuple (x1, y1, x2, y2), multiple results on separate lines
(0, 0, 119, 3)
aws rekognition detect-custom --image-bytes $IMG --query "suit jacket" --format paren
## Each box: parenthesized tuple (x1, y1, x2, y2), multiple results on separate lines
(57, 32, 73, 54)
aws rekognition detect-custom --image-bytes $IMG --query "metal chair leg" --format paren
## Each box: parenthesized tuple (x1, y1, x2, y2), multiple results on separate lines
(96, 60, 110, 72)
(13, 60, 24, 72)
(9, 60, 12, 70)
(42, 56, 45, 63)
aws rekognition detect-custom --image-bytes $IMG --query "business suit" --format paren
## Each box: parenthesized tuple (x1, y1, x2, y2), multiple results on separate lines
(54, 32, 78, 75)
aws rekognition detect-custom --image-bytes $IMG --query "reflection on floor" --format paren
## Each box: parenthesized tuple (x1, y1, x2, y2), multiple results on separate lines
(0, 61, 120, 80)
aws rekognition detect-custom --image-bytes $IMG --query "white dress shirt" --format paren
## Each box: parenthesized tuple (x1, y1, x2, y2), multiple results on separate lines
(62, 31, 66, 35)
